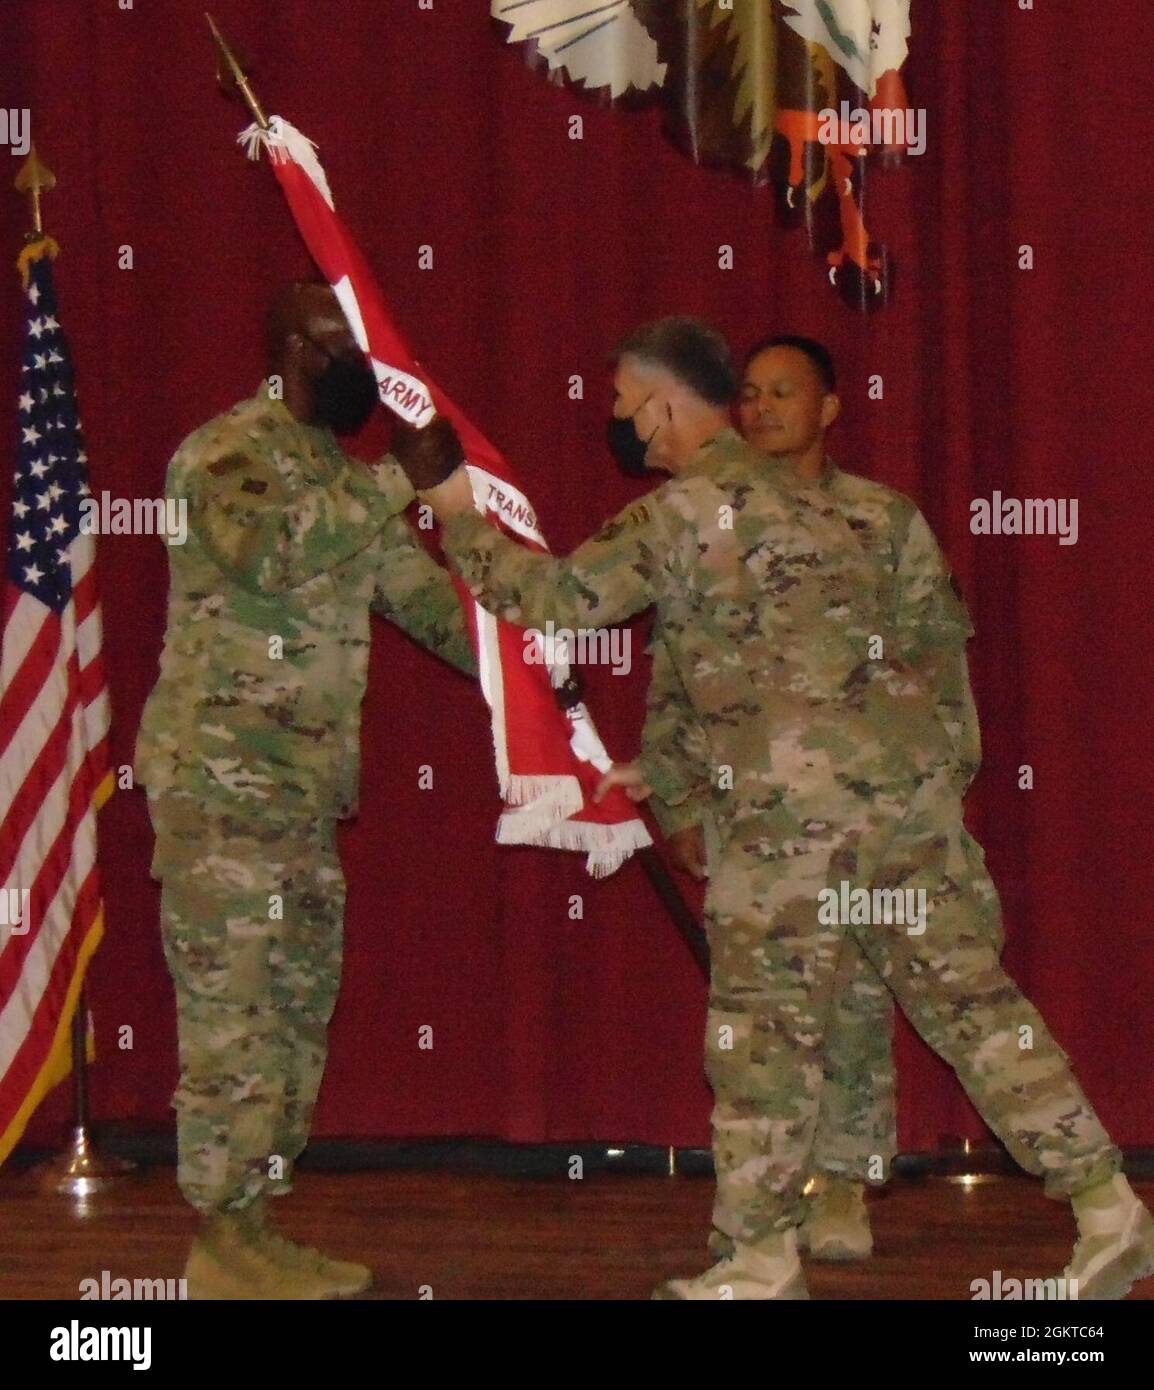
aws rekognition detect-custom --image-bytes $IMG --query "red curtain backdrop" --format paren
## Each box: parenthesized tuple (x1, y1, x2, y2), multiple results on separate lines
(4, 1, 1152, 1151)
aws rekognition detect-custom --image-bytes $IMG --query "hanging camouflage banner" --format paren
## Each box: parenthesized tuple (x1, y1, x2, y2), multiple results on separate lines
(491, 1, 917, 308)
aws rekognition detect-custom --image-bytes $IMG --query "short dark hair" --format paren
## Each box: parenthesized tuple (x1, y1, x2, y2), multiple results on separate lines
(744, 334, 837, 393)
(613, 316, 737, 407)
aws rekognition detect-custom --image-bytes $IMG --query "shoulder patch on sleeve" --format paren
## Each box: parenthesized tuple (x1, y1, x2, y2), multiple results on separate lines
(595, 498, 653, 543)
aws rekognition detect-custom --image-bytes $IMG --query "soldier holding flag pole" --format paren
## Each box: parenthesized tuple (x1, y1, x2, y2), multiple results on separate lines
(133, 279, 477, 1299)
(404, 317, 1154, 1301)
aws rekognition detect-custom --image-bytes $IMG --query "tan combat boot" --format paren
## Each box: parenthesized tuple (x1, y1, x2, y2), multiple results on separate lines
(184, 1208, 339, 1300)
(241, 1204, 373, 1297)
(798, 1176, 873, 1261)
(654, 1228, 809, 1300)
(1060, 1174, 1154, 1300)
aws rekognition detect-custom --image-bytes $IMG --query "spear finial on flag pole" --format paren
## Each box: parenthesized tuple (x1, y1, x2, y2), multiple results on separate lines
(206, 13, 270, 131)
(14, 145, 56, 238)
(14, 147, 60, 288)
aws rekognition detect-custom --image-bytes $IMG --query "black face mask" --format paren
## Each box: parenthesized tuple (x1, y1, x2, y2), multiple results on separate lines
(308, 342, 380, 437)
(607, 394, 668, 478)
(607, 414, 652, 477)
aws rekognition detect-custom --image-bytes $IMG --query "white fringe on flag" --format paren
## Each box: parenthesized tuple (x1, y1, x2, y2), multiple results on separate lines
(502, 773, 584, 810)
(239, 117, 336, 209)
(497, 806, 654, 879)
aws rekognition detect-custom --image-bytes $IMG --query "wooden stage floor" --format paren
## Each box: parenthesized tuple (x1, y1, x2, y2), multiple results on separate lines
(2, 1167, 1152, 1301)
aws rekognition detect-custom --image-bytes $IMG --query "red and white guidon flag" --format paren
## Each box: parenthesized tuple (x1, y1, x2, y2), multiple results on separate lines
(240, 118, 650, 876)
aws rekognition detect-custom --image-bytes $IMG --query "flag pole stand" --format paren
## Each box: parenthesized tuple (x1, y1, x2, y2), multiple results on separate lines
(35, 987, 136, 1196)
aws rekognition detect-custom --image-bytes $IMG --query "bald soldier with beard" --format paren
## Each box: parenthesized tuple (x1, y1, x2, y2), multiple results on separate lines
(394, 317, 1154, 1301)
(135, 283, 475, 1300)
(638, 336, 998, 1263)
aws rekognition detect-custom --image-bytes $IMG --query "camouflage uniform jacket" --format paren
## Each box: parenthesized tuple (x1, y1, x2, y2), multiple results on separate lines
(641, 458, 982, 834)
(135, 386, 475, 819)
(442, 428, 970, 827)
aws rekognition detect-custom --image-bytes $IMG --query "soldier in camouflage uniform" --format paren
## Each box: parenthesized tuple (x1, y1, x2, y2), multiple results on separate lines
(135, 282, 475, 1299)
(401, 317, 1154, 1300)
(640, 336, 1001, 1262)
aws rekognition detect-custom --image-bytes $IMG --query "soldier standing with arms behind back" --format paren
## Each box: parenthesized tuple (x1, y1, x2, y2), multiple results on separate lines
(639, 336, 1001, 1263)
(135, 282, 475, 1300)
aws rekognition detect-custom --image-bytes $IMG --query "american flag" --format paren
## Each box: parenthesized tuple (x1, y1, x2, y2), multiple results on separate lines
(0, 242, 110, 1165)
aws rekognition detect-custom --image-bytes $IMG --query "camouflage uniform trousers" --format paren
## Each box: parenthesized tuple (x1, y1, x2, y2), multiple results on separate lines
(805, 816, 1003, 1183)
(705, 765, 1121, 1244)
(701, 805, 1003, 1188)
(147, 789, 345, 1214)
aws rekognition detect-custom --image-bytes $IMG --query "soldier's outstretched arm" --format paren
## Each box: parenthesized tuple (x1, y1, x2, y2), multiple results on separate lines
(370, 511, 477, 676)
(892, 507, 982, 786)
(389, 420, 663, 633)
(437, 494, 664, 633)
(182, 442, 413, 594)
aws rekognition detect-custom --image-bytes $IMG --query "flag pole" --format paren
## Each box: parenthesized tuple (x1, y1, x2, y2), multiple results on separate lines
(638, 847, 709, 978)
(206, 13, 270, 130)
(12, 149, 136, 1195)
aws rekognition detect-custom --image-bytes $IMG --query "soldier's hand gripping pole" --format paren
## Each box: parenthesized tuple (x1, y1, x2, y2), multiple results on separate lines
(554, 674, 710, 981)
